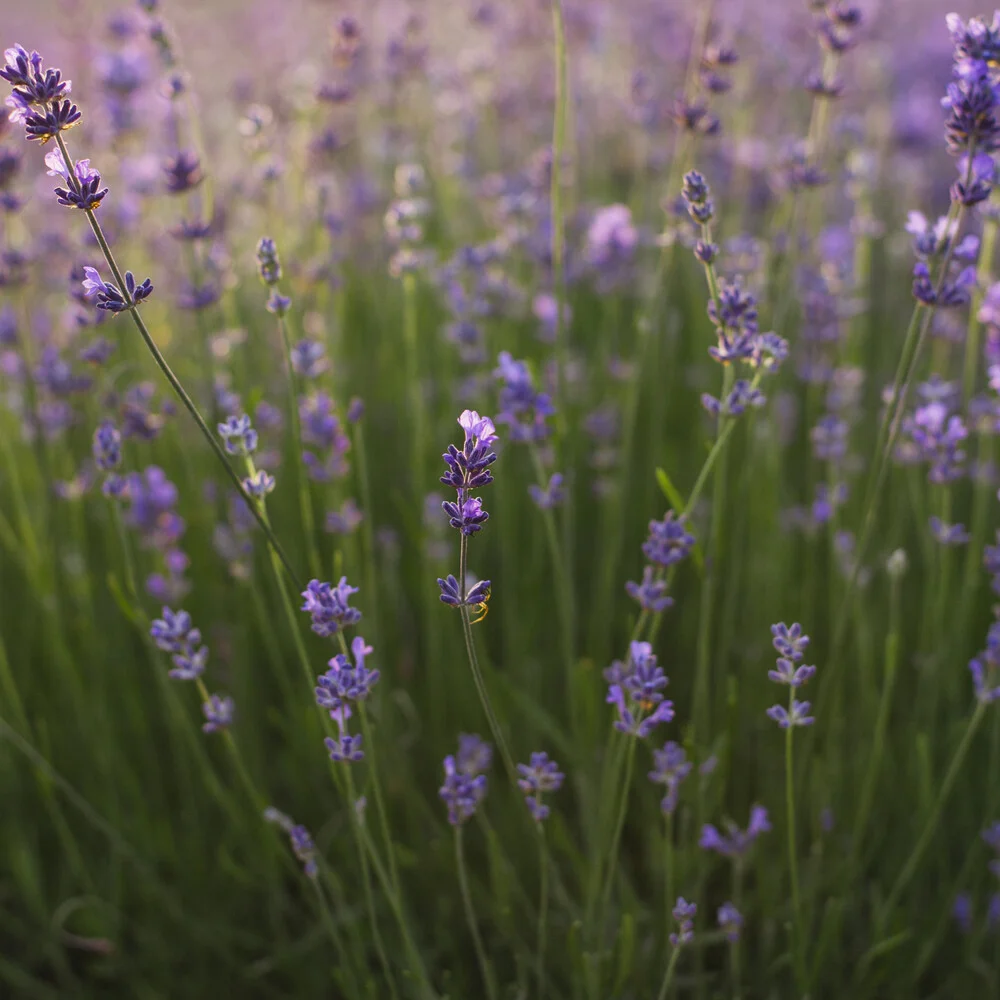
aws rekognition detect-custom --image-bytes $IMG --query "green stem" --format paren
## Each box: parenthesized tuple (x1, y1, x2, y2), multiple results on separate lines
(275, 313, 321, 578)
(536, 825, 550, 1000)
(654, 944, 683, 1000)
(54, 133, 301, 590)
(459, 531, 517, 782)
(456, 825, 497, 1000)
(785, 693, 805, 990)
(550, 0, 569, 433)
(879, 701, 987, 928)
(596, 735, 637, 943)
(358, 702, 401, 898)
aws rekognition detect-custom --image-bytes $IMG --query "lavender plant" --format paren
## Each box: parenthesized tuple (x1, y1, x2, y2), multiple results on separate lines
(3, 5, 1000, 999)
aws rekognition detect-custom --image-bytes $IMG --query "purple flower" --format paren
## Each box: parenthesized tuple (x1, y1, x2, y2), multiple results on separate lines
(929, 517, 970, 545)
(625, 566, 674, 613)
(325, 498, 363, 535)
(682, 170, 714, 223)
(718, 902, 743, 943)
(607, 643, 675, 739)
(202, 694, 234, 733)
(771, 622, 810, 661)
(767, 700, 815, 728)
(528, 472, 565, 510)
(494, 353, 554, 443)
(21, 99, 82, 142)
(437, 574, 491, 614)
(243, 469, 275, 498)
(150, 607, 208, 680)
(440, 752, 487, 825)
(324, 704, 364, 762)
(700, 805, 771, 858)
(81, 266, 153, 313)
(457, 733, 493, 776)
(648, 741, 692, 815)
(768, 658, 816, 687)
(256, 237, 282, 285)
(642, 511, 695, 567)
(218, 414, 258, 456)
(441, 410, 499, 492)
(44, 149, 108, 210)
(163, 151, 202, 194)
(669, 897, 697, 947)
(315, 636, 379, 712)
(517, 751, 564, 822)
(1, 45, 71, 103)
(442, 495, 489, 535)
(92, 420, 121, 471)
(291, 339, 327, 378)
(301, 577, 362, 637)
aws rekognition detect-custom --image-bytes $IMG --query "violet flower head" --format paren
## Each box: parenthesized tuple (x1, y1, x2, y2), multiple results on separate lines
(81, 266, 153, 313)
(494, 353, 555, 443)
(217, 413, 258, 456)
(441, 494, 489, 535)
(163, 150, 202, 194)
(718, 902, 743, 943)
(150, 606, 208, 680)
(457, 733, 493, 776)
(300, 577, 362, 637)
(440, 752, 487, 825)
(92, 419, 122, 471)
(436, 574, 490, 612)
(767, 700, 815, 728)
(700, 804, 771, 858)
(529, 472, 565, 510)
(648, 740, 692, 815)
(201, 694, 234, 733)
(440, 409, 499, 491)
(929, 516, 970, 546)
(517, 751, 564, 822)
(771, 622, 810, 661)
(681, 170, 714, 224)
(243, 469, 275, 498)
(642, 510, 695, 567)
(607, 641, 675, 739)
(969, 620, 1000, 704)
(291, 339, 327, 378)
(669, 898, 697, 947)
(626, 565, 674, 613)
(325, 498, 364, 535)
(1, 45, 71, 104)
(768, 658, 816, 687)
(44, 149, 108, 210)
(324, 705, 364, 762)
(315, 636, 379, 713)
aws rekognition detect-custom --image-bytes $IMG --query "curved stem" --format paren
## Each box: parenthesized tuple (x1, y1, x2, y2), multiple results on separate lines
(54, 134, 302, 590)
(785, 699, 804, 990)
(655, 944, 683, 1000)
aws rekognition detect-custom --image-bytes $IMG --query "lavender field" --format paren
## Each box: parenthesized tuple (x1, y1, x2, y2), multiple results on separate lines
(2, 1, 1000, 997)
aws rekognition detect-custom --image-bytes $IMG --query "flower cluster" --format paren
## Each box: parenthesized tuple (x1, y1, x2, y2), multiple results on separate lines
(437, 410, 498, 613)
(300, 392, 351, 482)
(440, 734, 491, 825)
(605, 641, 675, 739)
(700, 804, 771, 858)
(385, 163, 432, 277)
(256, 236, 291, 316)
(300, 577, 362, 638)
(767, 622, 817, 728)
(494, 352, 555, 444)
(669, 898, 697, 947)
(92, 419, 125, 496)
(264, 807, 319, 879)
(44, 148, 107, 210)
(2, 45, 81, 144)
(648, 741, 692, 815)
(150, 607, 209, 681)
(121, 466, 189, 601)
(81, 266, 153, 314)
(316, 636, 377, 764)
(969, 619, 1000, 704)
(516, 751, 564, 822)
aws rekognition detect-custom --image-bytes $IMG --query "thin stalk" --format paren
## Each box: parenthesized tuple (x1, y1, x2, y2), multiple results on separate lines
(275, 313, 321, 578)
(879, 701, 987, 929)
(357, 702, 402, 898)
(54, 133, 301, 590)
(964, 204, 998, 404)
(654, 944, 683, 1000)
(550, 0, 569, 432)
(850, 571, 901, 864)
(459, 531, 516, 782)
(596, 734, 638, 942)
(536, 825, 551, 1000)
(784, 691, 805, 991)
(456, 825, 497, 1000)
